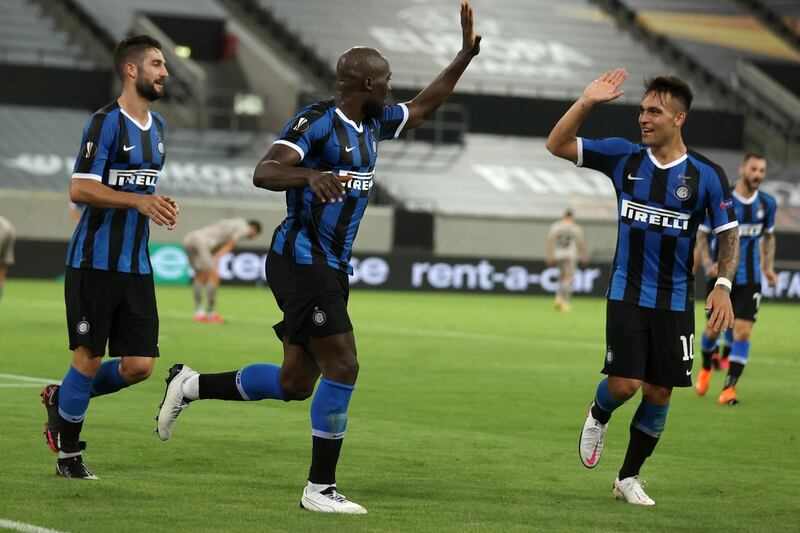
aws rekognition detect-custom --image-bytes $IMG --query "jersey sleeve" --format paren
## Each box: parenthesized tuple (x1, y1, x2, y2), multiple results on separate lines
(72, 113, 117, 181)
(764, 196, 777, 233)
(377, 103, 409, 141)
(273, 105, 331, 162)
(697, 214, 712, 234)
(703, 168, 738, 234)
(576, 137, 637, 178)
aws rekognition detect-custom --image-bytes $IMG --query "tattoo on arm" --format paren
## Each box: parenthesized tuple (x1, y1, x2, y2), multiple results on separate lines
(715, 228, 739, 281)
(762, 233, 776, 271)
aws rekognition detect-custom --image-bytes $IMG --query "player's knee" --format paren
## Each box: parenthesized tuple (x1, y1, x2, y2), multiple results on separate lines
(324, 354, 359, 385)
(279, 374, 315, 400)
(608, 378, 640, 401)
(120, 359, 154, 384)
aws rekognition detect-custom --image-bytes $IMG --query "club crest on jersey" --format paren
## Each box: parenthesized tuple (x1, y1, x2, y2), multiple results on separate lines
(157, 140, 165, 155)
(292, 117, 309, 133)
(674, 184, 691, 200)
(757, 208, 764, 219)
(83, 142, 97, 159)
(77, 320, 90, 335)
(621, 198, 690, 230)
(606, 348, 614, 364)
(312, 307, 327, 326)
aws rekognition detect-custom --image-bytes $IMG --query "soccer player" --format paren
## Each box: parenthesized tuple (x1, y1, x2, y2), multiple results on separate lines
(546, 70, 739, 505)
(156, 1, 481, 514)
(695, 153, 777, 404)
(0, 215, 15, 302)
(183, 218, 262, 322)
(40, 35, 178, 479)
(546, 209, 588, 311)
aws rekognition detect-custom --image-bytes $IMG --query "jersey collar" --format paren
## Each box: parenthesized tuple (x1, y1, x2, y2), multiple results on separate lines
(732, 188, 759, 205)
(120, 108, 153, 131)
(646, 147, 687, 170)
(335, 108, 363, 133)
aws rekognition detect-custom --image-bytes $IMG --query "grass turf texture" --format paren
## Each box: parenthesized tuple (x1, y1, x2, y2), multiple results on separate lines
(1, 279, 798, 532)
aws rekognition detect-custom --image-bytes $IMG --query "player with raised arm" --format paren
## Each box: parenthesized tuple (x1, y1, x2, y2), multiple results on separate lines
(40, 35, 178, 479)
(156, 1, 480, 514)
(546, 70, 739, 505)
(695, 153, 777, 404)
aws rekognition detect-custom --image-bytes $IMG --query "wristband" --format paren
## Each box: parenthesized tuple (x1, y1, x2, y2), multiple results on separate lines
(714, 277, 732, 291)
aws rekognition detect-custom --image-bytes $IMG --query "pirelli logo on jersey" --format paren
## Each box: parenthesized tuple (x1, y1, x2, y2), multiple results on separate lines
(738, 223, 763, 237)
(109, 168, 159, 187)
(620, 198, 690, 230)
(338, 169, 374, 192)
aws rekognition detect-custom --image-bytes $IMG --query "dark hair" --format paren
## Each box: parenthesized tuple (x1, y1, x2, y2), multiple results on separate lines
(742, 152, 765, 163)
(564, 209, 574, 218)
(114, 34, 162, 81)
(643, 76, 693, 112)
(247, 220, 262, 234)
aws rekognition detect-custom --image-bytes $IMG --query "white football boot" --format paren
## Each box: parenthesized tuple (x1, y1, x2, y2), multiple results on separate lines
(579, 402, 609, 468)
(156, 364, 197, 441)
(300, 485, 367, 514)
(613, 476, 656, 505)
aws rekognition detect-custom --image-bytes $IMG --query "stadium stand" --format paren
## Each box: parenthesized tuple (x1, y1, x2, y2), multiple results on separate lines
(758, 0, 800, 38)
(254, 0, 715, 108)
(0, 0, 93, 69)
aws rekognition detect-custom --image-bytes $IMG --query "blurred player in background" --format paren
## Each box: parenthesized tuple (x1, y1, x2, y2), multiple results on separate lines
(546, 209, 588, 311)
(40, 35, 178, 480)
(0, 215, 15, 302)
(547, 70, 738, 505)
(695, 153, 777, 405)
(156, 1, 481, 514)
(183, 218, 261, 323)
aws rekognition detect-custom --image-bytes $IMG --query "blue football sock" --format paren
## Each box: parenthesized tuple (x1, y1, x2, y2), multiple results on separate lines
(91, 359, 128, 397)
(729, 340, 750, 366)
(236, 363, 286, 401)
(631, 399, 669, 438)
(58, 366, 94, 423)
(591, 378, 624, 423)
(310, 378, 354, 439)
(700, 332, 718, 353)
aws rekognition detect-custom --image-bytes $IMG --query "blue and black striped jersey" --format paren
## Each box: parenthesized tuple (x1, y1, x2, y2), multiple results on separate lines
(578, 137, 738, 311)
(66, 101, 167, 274)
(270, 99, 409, 274)
(699, 189, 777, 285)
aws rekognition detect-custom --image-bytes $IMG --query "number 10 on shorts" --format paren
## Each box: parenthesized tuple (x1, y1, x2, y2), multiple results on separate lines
(680, 334, 695, 361)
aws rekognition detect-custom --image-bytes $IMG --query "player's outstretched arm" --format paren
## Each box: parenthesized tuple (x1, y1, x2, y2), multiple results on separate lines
(705, 227, 739, 332)
(402, 1, 481, 130)
(546, 69, 627, 163)
(253, 145, 346, 203)
(70, 179, 178, 227)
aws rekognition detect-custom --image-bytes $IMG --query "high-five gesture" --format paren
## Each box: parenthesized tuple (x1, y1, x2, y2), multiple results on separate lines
(582, 68, 627, 105)
(461, 1, 481, 56)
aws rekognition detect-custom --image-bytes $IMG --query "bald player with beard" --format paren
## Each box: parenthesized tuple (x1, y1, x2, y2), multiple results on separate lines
(156, 1, 481, 514)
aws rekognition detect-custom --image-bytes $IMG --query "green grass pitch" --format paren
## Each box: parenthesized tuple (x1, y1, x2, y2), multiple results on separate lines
(1, 279, 798, 532)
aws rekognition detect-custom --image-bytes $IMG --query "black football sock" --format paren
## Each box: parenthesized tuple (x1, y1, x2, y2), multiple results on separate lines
(308, 436, 344, 486)
(723, 362, 745, 389)
(618, 426, 659, 480)
(198, 372, 245, 400)
(701, 350, 714, 371)
(721, 345, 732, 361)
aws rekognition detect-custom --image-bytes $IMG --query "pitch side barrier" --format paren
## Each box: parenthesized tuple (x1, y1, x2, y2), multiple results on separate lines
(10, 240, 800, 302)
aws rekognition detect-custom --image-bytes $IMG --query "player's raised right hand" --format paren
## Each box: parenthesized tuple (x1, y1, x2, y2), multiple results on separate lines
(308, 171, 346, 203)
(135, 195, 179, 227)
(582, 69, 627, 105)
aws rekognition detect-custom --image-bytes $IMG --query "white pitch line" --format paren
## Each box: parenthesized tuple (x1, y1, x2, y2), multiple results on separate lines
(0, 374, 60, 384)
(0, 519, 68, 533)
(0, 384, 52, 388)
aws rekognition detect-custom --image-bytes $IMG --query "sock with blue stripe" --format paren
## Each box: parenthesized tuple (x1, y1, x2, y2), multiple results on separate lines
(700, 332, 718, 370)
(724, 340, 749, 389)
(591, 378, 624, 424)
(58, 366, 94, 453)
(619, 400, 669, 480)
(197, 363, 286, 401)
(309, 378, 354, 485)
(90, 359, 128, 397)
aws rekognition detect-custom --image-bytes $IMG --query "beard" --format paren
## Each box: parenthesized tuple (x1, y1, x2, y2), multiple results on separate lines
(135, 77, 163, 102)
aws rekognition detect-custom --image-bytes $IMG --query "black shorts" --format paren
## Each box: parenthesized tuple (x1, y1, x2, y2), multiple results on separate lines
(65, 267, 159, 357)
(604, 299, 694, 388)
(266, 251, 353, 346)
(731, 283, 761, 322)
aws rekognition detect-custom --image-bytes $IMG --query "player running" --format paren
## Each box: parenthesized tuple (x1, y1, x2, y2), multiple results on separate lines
(546, 209, 588, 311)
(156, 1, 481, 514)
(41, 35, 178, 479)
(695, 153, 777, 404)
(546, 70, 739, 505)
(183, 218, 262, 323)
